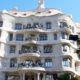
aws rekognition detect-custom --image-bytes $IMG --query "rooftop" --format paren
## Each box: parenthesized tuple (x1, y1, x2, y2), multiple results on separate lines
(0, 0, 63, 17)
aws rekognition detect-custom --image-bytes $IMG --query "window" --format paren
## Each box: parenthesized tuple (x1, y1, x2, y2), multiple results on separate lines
(10, 58, 17, 67)
(9, 33, 13, 41)
(33, 46, 37, 52)
(60, 22, 68, 28)
(62, 44, 70, 52)
(61, 32, 68, 39)
(27, 24, 32, 29)
(44, 45, 52, 53)
(54, 33, 57, 40)
(0, 21, 3, 27)
(15, 23, 22, 30)
(39, 34, 47, 41)
(9, 45, 16, 53)
(62, 58, 71, 67)
(45, 74, 52, 80)
(21, 46, 31, 53)
(33, 23, 39, 28)
(45, 59, 52, 68)
(23, 25, 27, 29)
(16, 34, 24, 41)
(46, 22, 52, 29)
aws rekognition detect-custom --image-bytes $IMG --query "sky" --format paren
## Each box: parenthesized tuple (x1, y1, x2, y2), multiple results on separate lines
(0, 0, 80, 22)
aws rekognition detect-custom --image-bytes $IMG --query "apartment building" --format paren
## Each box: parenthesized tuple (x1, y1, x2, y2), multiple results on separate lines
(0, 0, 80, 80)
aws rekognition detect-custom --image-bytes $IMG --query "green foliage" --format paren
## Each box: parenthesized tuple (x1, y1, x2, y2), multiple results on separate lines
(58, 73, 78, 80)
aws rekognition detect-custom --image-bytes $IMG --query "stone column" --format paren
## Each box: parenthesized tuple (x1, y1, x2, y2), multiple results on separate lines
(22, 72, 25, 80)
(37, 73, 40, 80)
(19, 72, 25, 80)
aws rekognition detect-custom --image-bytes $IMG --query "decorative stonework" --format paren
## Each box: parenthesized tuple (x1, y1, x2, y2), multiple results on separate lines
(38, 0, 45, 10)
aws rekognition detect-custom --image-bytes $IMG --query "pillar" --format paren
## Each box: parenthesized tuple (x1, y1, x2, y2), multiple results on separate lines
(20, 72, 25, 80)
(22, 72, 25, 80)
(37, 73, 40, 80)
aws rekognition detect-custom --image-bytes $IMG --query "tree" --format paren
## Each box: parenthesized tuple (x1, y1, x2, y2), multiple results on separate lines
(58, 73, 78, 80)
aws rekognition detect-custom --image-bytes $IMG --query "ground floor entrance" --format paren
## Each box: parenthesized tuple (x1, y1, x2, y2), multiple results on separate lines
(6, 72, 58, 80)
(25, 74, 35, 80)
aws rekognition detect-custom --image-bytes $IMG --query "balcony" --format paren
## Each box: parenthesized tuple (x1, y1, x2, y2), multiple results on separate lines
(25, 37, 38, 44)
(75, 62, 80, 73)
(19, 49, 40, 57)
(63, 26, 73, 33)
(23, 24, 43, 30)
(0, 60, 45, 72)
(15, 23, 44, 32)
(17, 61, 45, 71)
(6, 61, 45, 71)
(61, 66, 80, 75)
(18, 61, 43, 67)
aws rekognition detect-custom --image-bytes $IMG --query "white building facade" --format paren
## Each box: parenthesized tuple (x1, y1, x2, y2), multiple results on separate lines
(0, 0, 80, 80)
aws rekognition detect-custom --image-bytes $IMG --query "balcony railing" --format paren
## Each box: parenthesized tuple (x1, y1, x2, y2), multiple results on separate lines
(15, 24, 44, 30)
(10, 61, 44, 68)
(25, 37, 38, 41)
(23, 25, 43, 30)
(18, 62, 44, 68)
(19, 49, 40, 54)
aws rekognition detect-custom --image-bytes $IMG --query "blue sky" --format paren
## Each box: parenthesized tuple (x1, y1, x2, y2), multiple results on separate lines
(0, 0, 80, 22)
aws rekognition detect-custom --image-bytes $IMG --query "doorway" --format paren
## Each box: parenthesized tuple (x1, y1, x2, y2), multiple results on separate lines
(25, 74, 34, 80)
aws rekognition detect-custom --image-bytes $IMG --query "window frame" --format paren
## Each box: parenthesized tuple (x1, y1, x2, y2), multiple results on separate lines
(45, 59, 53, 68)
(9, 45, 16, 53)
(54, 33, 57, 40)
(62, 44, 70, 52)
(44, 45, 53, 53)
(9, 33, 13, 41)
(16, 34, 24, 41)
(15, 23, 22, 30)
(46, 22, 52, 29)
(39, 34, 47, 41)
(61, 32, 68, 39)
(62, 58, 71, 67)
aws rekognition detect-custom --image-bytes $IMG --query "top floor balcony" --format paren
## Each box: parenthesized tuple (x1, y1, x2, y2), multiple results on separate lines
(14, 22, 73, 33)
(15, 23, 44, 32)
